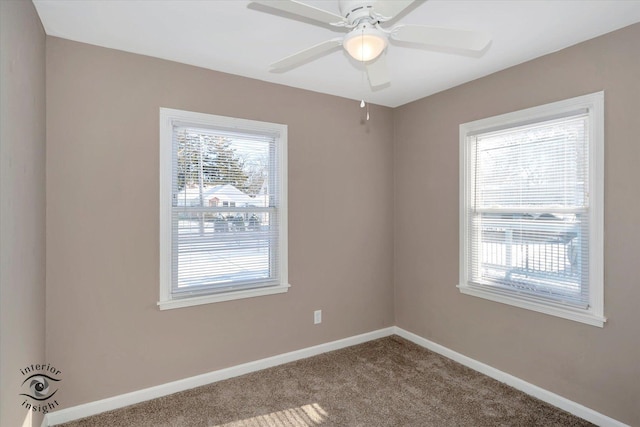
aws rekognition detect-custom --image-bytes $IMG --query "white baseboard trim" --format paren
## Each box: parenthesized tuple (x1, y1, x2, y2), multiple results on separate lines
(393, 326, 628, 427)
(43, 327, 395, 427)
(43, 326, 628, 427)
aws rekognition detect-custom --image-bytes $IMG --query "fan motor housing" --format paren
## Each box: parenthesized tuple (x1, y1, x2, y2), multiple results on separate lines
(339, 0, 376, 25)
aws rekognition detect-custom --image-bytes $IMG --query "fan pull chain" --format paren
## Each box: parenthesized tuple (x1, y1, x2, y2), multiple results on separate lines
(360, 75, 369, 120)
(359, 30, 370, 121)
(356, 27, 370, 121)
(359, 99, 369, 120)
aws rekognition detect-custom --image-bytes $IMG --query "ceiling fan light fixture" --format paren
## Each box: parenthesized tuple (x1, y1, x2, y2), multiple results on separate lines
(343, 26, 388, 62)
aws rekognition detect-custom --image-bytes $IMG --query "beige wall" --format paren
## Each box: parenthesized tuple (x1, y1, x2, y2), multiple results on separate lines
(394, 23, 640, 425)
(0, 1, 47, 426)
(45, 37, 395, 408)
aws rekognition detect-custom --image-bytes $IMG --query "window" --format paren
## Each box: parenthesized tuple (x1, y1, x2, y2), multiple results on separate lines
(159, 108, 288, 310)
(459, 92, 605, 326)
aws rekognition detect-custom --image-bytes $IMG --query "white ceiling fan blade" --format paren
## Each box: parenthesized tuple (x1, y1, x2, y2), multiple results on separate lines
(270, 38, 343, 71)
(366, 53, 390, 87)
(251, 0, 347, 26)
(373, 1, 417, 20)
(391, 25, 491, 51)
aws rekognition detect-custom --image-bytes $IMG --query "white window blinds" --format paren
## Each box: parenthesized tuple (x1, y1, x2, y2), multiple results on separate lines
(172, 126, 282, 297)
(459, 92, 604, 326)
(467, 114, 589, 307)
(159, 108, 288, 309)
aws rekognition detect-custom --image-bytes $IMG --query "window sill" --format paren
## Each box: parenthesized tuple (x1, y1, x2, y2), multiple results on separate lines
(457, 284, 606, 327)
(158, 283, 291, 310)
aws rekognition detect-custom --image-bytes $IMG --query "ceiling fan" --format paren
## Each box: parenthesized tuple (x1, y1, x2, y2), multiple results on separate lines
(250, 0, 491, 88)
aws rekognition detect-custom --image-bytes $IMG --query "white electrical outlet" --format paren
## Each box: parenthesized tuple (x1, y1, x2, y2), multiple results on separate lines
(314, 310, 322, 324)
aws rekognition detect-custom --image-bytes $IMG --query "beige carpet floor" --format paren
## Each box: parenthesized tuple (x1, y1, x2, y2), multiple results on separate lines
(57, 336, 593, 426)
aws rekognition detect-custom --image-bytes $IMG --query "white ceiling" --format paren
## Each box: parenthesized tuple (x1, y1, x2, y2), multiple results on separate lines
(33, 0, 640, 108)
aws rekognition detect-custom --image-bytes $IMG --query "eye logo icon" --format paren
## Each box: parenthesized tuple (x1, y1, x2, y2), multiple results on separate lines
(21, 374, 60, 401)
(19, 363, 62, 413)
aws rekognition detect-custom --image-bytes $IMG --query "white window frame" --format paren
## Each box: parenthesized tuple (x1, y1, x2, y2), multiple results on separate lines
(159, 108, 289, 310)
(458, 92, 605, 327)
